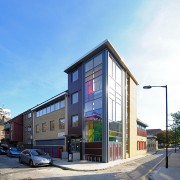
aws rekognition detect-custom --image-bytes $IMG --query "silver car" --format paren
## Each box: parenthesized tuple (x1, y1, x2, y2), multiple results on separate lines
(19, 149, 53, 167)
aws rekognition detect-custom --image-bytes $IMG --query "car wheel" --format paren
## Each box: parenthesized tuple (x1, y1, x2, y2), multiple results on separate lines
(29, 160, 34, 167)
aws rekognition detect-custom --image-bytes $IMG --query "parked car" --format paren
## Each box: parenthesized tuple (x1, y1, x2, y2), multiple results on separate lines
(19, 149, 53, 167)
(7, 147, 21, 157)
(0, 147, 7, 155)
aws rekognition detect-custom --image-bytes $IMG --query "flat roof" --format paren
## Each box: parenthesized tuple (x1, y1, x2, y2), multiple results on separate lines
(31, 91, 68, 111)
(64, 40, 138, 85)
(137, 118, 149, 127)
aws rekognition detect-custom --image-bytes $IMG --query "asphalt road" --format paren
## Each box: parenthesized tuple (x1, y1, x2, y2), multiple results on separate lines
(0, 150, 168, 180)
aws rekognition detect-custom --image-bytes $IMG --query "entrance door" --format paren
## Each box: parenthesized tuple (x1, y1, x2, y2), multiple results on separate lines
(71, 139, 80, 152)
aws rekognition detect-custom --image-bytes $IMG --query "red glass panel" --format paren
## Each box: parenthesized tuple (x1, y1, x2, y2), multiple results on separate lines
(88, 80, 93, 94)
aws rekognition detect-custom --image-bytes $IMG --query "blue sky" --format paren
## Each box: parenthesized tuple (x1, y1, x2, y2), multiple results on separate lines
(1, 0, 180, 129)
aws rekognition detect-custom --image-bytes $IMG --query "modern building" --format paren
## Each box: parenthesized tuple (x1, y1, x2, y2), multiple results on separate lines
(64, 40, 139, 162)
(5, 40, 149, 162)
(32, 92, 68, 158)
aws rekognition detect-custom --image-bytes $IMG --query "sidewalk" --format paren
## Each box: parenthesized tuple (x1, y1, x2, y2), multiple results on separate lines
(52, 152, 155, 171)
(52, 149, 180, 179)
(151, 149, 180, 180)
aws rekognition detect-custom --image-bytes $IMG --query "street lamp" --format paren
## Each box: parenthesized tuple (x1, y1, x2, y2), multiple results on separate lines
(143, 85, 168, 168)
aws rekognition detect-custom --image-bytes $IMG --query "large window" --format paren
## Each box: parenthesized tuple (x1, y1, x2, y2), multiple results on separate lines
(72, 115, 78, 127)
(72, 92, 78, 104)
(108, 52, 122, 143)
(84, 53, 103, 142)
(72, 69, 78, 82)
(36, 100, 65, 118)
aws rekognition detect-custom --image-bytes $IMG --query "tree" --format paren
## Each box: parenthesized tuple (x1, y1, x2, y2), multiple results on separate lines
(156, 130, 166, 147)
(171, 111, 180, 125)
(170, 111, 180, 146)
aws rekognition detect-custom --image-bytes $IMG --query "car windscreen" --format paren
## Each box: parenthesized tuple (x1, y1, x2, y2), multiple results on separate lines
(31, 150, 46, 156)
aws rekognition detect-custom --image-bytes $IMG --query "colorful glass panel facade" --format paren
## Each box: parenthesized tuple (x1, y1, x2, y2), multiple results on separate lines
(84, 53, 103, 142)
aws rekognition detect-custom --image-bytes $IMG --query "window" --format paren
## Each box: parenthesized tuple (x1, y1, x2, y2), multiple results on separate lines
(59, 118, 65, 129)
(47, 106, 51, 113)
(36, 111, 40, 117)
(85, 101, 93, 112)
(35, 99, 65, 118)
(108, 52, 122, 143)
(84, 53, 103, 143)
(94, 98, 102, 110)
(72, 69, 78, 82)
(36, 124, 39, 133)
(72, 92, 78, 104)
(28, 113, 31, 118)
(39, 110, 42, 116)
(72, 115, 78, 127)
(50, 104, 55, 112)
(94, 76, 102, 92)
(50, 120, 55, 131)
(60, 100, 65, 108)
(42, 123, 46, 132)
(85, 59, 93, 72)
(55, 102, 60, 110)
(94, 54, 102, 67)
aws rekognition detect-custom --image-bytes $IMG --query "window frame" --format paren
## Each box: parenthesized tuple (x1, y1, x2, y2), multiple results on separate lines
(72, 69, 78, 82)
(71, 115, 78, 127)
(59, 118, 65, 129)
(42, 122, 46, 132)
(50, 120, 55, 131)
(36, 124, 39, 133)
(72, 92, 79, 104)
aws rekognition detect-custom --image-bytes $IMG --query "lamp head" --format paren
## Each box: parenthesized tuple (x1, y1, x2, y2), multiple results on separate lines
(143, 85, 152, 89)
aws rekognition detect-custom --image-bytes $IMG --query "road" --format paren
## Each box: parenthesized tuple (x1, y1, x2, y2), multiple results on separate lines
(0, 150, 169, 180)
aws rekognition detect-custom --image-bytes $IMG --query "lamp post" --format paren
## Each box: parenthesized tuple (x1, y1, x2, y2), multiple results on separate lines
(143, 85, 168, 168)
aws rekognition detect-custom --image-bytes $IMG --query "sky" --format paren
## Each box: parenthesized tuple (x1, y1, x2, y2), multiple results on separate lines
(0, 0, 180, 129)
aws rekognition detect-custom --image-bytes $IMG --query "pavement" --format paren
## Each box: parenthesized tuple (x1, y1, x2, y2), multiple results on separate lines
(52, 149, 180, 179)
(150, 149, 180, 180)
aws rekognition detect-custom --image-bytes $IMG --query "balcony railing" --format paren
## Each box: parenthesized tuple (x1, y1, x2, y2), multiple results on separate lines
(4, 123, 10, 129)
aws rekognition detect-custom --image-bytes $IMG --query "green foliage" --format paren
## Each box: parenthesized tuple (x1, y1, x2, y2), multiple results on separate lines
(171, 111, 180, 125)
(169, 111, 180, 144)
(156, 130, 166, 144)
